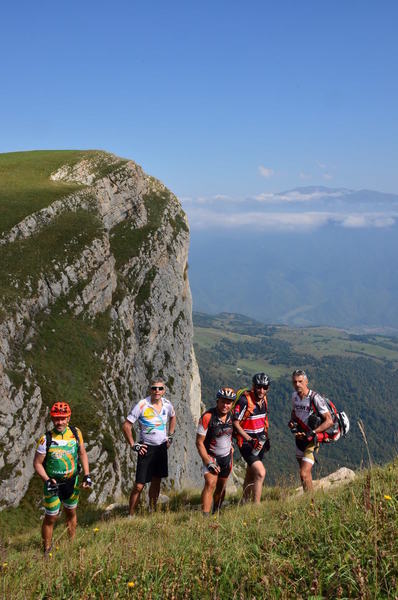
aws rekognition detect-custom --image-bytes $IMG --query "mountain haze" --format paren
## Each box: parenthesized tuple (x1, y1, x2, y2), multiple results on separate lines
(186, 186, 398, 331)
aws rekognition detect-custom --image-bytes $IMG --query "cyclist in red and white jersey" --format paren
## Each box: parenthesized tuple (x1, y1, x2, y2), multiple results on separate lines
(233, 373, 270, 503)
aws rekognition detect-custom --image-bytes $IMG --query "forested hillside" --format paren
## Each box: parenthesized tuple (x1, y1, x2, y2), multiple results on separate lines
(193, 312, 398, 483)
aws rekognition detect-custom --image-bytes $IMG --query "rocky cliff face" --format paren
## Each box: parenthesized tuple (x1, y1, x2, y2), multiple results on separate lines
(0, 151, 202, 508)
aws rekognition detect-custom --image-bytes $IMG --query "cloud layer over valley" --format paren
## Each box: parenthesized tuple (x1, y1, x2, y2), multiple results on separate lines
(181, 187, 398, 231)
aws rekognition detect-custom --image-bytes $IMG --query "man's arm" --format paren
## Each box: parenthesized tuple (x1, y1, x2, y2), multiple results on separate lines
(232, 419, 253, 443)
(78, 441, 90, 473)
(168, 414, 176, 435)
(315, 410, 334, 433)
(122, 419, 135, 447)
(33, 452, 52, 483)
(196, 434, 220, 473)
(122, 420, 147, 455)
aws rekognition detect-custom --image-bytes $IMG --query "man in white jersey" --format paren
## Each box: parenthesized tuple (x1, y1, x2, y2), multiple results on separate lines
(289, 369, 333, 491)
(122, 378, 176, 514)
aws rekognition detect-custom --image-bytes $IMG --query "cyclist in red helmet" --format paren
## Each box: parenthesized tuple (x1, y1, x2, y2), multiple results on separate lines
(33, 402, 92, 555)
(196, 387, 235, 515)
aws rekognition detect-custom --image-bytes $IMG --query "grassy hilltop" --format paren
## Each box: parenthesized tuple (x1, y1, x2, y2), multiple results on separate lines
(0, 461, 397, 599)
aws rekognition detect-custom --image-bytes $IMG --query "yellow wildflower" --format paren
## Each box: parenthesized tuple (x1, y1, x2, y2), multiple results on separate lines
(93, 527, 100, 533)
(127, 581, 135, 588)
(384, 495, 392, 501)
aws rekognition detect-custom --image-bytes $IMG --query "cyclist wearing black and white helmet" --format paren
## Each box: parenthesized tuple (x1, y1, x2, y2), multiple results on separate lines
(196, 387, 236, 515)
(232, 373, 270, 503)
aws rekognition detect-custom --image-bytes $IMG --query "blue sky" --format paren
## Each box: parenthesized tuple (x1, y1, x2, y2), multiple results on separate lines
(1, 0, 397, 204)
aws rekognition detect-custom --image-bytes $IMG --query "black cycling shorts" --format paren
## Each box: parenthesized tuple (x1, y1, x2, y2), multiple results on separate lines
(135, 442, 168, 484)
(239, 442, 266, 466)
(57, 476, 78, 501)
(207, 452, 233, 478)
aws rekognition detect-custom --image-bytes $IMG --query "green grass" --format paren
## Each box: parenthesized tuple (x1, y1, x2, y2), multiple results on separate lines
(0, 209, 103, 315)
(193, 327, 257, 349)
(24, 294, 112, 436)
(0, 150, 92, 234)
(277, 327, 398, 366)
(236, 358, 290, 379)
(0, 462, 397, 598)
(109, 189, 170, 270)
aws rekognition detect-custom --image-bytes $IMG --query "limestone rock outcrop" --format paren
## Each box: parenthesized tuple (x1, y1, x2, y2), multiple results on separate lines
(0, 151, 202, 508)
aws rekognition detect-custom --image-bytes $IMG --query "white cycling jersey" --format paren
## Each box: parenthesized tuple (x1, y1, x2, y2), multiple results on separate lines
(126, 396, 175, 445)
(292, 389, 329, 426)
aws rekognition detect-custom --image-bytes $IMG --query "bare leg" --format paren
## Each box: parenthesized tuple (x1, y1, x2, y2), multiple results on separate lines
(64, 507, 77, 541)
(129, 482, 145, 515)
(298, 459, 314, 491)
(201, 472, 217, 513)
(213, 477, 228, 512)
(249, 461, 266, 503)
(148, 477, 161, 510)
(243, 468, 254, 502)
(42, 514, 57, 552)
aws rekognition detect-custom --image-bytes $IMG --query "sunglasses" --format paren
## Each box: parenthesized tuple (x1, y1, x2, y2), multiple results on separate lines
(255, 384, 269, 390)
(151, 386, 164, 391)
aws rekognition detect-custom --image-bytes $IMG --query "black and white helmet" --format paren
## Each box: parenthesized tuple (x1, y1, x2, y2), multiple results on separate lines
(252, 373, 270, 388)
(216, 387, 237, 401)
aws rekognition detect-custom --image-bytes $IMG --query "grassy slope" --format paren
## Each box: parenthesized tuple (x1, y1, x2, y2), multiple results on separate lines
(0, 462, 397, 599)
(0, 150, 91, 234)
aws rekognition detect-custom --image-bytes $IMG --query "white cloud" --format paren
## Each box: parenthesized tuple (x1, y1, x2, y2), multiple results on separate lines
(340, 214, 396, 228)
(258, 165, 274, 178)
(213, 194, 231, 200)
(299, 172, 312, 180)
(254, 189, 346, 203)
(323, 173, 333, 180)
(185, 207, 398, 231)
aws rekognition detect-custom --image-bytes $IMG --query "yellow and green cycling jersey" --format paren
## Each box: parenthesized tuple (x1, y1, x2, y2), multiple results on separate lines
(36, 426, 83, 481)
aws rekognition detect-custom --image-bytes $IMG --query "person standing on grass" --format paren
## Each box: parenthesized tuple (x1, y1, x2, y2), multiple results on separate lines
(196, 387, 236, 516)
(122, 378, 176, 515)
(288, 369, 334, 491)
(232, 373, 271, 503)
(33, 402, 92, 556)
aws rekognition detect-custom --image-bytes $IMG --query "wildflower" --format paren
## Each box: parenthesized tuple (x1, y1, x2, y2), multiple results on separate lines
(93, 527, 100, 533)
(384, 495, 392, 501)
(127, 581, 135, 588)
(2, 562, 8, 568)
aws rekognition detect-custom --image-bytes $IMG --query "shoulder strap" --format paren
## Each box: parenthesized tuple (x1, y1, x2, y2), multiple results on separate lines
(309, 390, 319, 415)
(44, 431, 52, 464)
(69, 424, 80, 445)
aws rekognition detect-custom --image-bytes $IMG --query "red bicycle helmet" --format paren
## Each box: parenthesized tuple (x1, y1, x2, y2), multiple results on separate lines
(50, 402, 71, 418)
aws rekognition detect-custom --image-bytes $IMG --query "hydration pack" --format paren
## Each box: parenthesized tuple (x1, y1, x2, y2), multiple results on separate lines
(309, 391, 350, 443)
